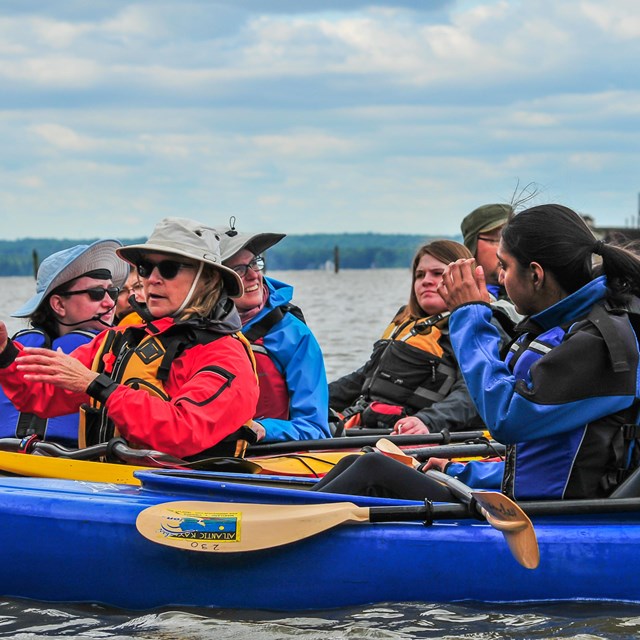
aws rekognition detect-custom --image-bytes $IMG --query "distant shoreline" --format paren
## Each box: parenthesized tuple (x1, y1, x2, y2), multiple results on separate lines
(0, 233, 461, 276)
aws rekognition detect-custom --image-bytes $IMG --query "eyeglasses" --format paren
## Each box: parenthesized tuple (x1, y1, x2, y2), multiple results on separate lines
(119, 282, 144, 297)
(60, 287, 120, 302)
(137, 259, 195, 280)
(230, 256, 265, 278)
(477, 235, 501, 245)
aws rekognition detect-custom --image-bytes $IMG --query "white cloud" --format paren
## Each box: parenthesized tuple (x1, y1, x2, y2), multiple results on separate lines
(16, 176, 44, 189)
(0, 57, 101, 86)
(29, 123, 96, 151)
(251, 130, 359, 158)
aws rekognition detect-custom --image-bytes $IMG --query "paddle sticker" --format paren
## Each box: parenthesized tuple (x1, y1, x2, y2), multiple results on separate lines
(159, 507, 240, 542)
(137, 502, 243, 551)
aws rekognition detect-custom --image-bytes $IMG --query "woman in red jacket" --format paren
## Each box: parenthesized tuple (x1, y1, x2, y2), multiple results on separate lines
(0, 218, 259, 461)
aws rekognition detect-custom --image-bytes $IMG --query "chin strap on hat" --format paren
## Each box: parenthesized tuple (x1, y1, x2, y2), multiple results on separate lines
(173, 262, 205, 317)
(57, 305, 117, 329)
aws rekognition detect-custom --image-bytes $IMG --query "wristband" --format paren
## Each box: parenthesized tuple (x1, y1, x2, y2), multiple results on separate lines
(0, 340, 19, 368)
(86, 373, 119, 404)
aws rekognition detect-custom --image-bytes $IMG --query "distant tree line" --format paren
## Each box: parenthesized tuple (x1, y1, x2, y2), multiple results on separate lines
(0, 233, 461, 277)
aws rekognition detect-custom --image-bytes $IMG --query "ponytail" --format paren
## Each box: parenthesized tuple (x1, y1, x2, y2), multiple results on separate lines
(503, 204, 640, 299)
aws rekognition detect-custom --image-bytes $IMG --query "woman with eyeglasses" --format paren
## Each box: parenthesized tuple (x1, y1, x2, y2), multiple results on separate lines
(0, 240, 128, 447)
(115, 266, 146, 326)
(0, 218, 259, 461)
(219, 222, 330, 443)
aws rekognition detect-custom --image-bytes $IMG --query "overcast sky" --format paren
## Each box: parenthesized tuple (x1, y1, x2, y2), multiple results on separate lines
(1, 0, 639, 240)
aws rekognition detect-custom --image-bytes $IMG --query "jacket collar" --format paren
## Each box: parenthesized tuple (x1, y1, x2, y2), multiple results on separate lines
(521, 276, 607, 333)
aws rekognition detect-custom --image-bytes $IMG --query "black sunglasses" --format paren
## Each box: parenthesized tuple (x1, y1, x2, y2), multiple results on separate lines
(60, 287, 120, 302)
(137, 259, 195, 280)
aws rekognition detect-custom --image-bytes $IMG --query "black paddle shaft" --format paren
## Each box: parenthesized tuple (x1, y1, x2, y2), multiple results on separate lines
(367, 496, 640, 524)
(246, 429, 488, 455)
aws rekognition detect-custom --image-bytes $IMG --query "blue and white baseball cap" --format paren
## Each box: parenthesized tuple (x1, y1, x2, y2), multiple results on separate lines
(12, 239, 129, 318)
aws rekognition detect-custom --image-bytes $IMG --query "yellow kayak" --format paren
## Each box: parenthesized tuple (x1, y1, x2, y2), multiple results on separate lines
(0, 440, 501, 484)
(0, 450, 144, 484)
(250, 451, 363, 476)
(0, 450, 359, 483)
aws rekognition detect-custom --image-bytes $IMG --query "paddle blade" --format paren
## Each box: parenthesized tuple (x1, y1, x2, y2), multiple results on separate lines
(136, 500, 368, 553)
(471, 491, 540, 569)
(375, 438, 419, 468)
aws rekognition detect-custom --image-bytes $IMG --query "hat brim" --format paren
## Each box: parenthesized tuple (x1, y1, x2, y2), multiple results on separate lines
(12, 239, 129, 318)
(478, 221, 506, 234)
(117, 244, 244, 298)
(220, 232, 286, 262)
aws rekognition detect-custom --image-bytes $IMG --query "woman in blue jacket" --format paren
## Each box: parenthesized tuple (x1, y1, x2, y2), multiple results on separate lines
(315, 204, 640, 501)
(219, 222, 330, 443)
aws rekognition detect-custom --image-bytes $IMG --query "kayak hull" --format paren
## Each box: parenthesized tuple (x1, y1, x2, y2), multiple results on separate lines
(1, 472, 640, 610)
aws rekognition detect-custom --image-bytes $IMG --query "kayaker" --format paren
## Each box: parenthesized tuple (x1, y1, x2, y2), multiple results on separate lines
(114, 265, 146, 326)
(0, 217, 260, 461)
(0, 240, 128, 448)
(316, 204, 640, 501)
(219, 220, 330, 443)
(328, 240, 481, 436)
(460, 202, 522, 339)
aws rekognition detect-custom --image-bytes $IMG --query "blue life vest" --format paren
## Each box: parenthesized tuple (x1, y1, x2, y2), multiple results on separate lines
(503, 302, 640, 499)
(0, 328, 97, 448)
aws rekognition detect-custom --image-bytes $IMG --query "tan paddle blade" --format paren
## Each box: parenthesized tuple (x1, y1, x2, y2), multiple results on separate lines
(471, 490, 540, 569)
(377, 440, 540, 570)
(136, 500, 368, 553)
(375, 438, 420, 468)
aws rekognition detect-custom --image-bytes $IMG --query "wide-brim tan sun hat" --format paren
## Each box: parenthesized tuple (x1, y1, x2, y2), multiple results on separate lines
(218, 227, 285, 262)
(117, 217, 243, 298)
(12, 239, 129, 318)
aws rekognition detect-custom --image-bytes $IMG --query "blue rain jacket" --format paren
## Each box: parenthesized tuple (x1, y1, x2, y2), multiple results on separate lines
(243, 277, 330, 442)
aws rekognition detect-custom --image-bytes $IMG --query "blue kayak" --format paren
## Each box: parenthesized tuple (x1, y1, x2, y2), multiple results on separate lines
(0, 469, 639, 610)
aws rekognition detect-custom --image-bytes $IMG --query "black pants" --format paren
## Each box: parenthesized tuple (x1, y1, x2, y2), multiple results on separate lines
(311, 453, 455, 502)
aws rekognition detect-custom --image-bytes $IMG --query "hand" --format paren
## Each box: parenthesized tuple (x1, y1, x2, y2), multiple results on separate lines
(420, 457, 449, 473)
(247, 419, 266, 442)
(437, 258, 491, 309)
(15, 347, 98, 394)
(0, 321, 8, 353)
(393, 416, 430, 435)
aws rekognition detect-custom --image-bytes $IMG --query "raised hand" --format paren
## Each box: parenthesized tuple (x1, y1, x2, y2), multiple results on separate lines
(437, 258, 490, 309)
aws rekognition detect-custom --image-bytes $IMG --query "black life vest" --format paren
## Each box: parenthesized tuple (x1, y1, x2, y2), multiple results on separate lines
(343, 313, 458, 429)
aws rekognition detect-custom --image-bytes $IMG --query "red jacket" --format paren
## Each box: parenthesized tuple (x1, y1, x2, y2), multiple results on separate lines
(0, 316, 259, 459)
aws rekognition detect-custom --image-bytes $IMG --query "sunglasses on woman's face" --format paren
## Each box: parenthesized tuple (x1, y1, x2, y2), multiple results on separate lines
(137, 259, 195, 280)
(61, 287, 120, 302)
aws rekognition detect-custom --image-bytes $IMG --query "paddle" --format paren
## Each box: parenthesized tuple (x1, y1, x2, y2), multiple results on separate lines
(401, 442, 505, 461)
(135, 493, 539, 568)
(246, 429, 489, 455)
(375, 438, 539, 569)
(374, 438, 504, 463)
